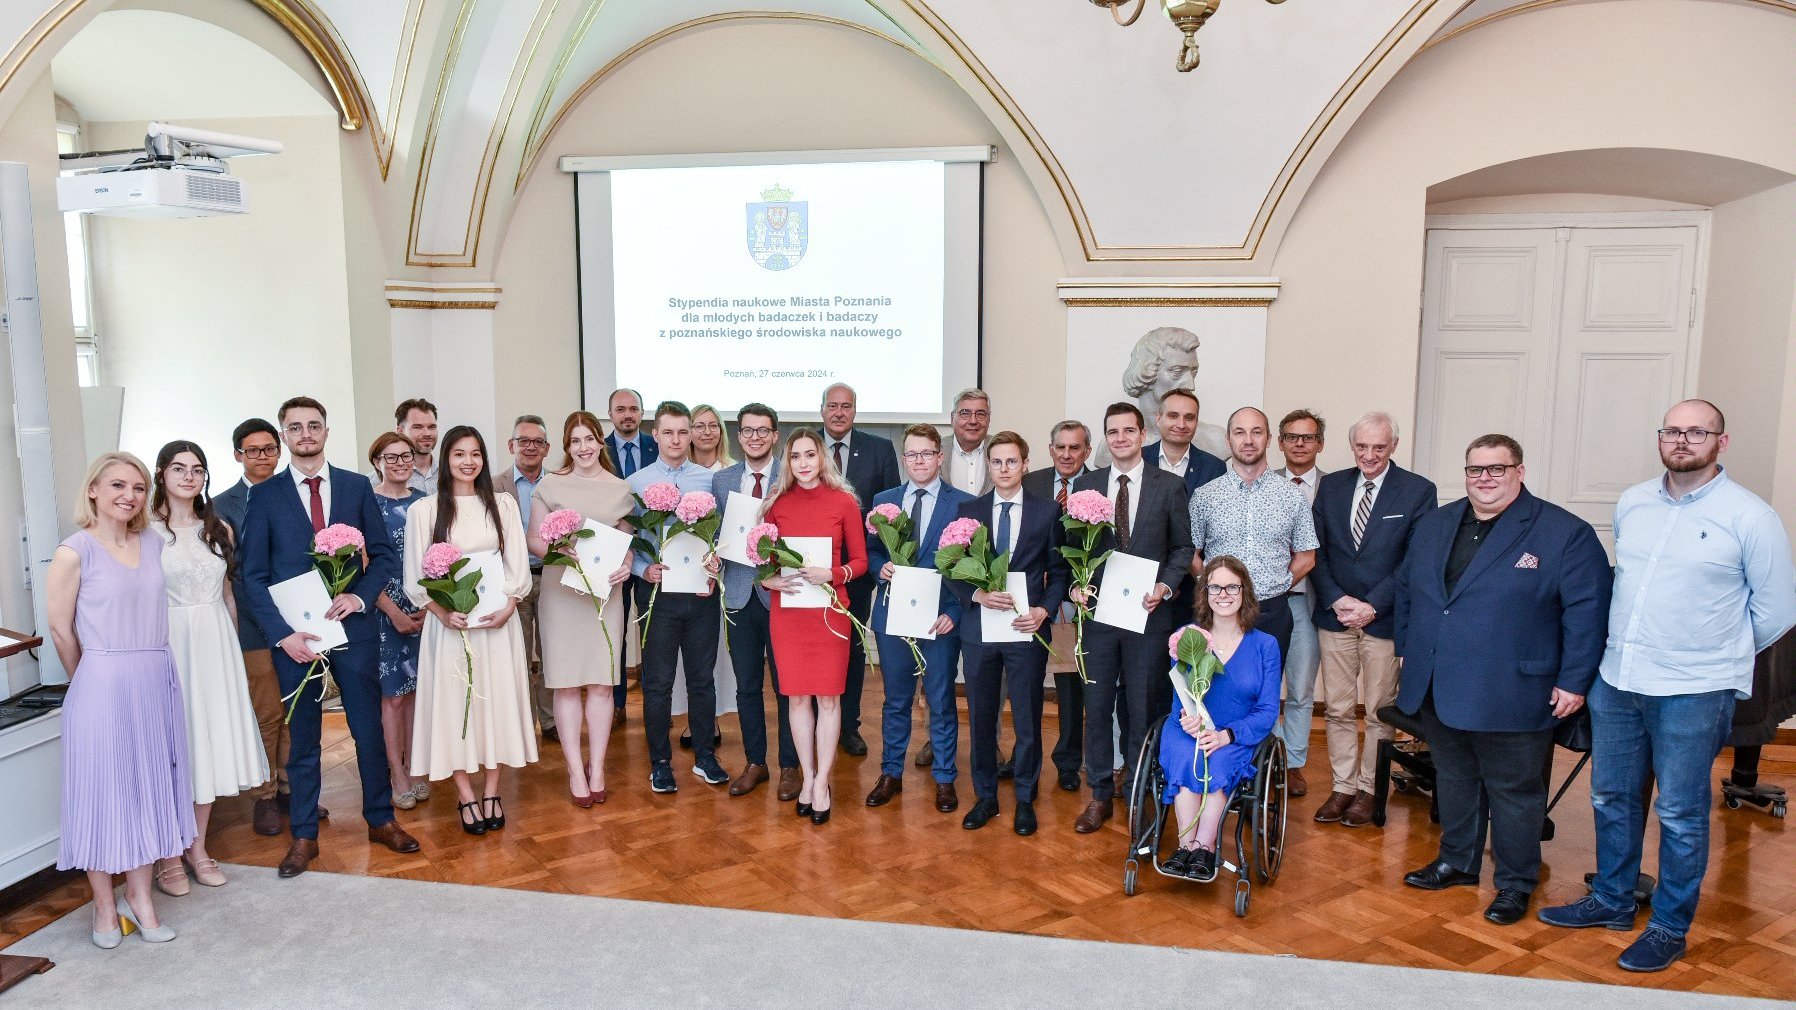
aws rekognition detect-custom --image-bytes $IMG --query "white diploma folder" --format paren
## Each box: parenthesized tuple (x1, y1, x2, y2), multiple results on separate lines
(717, 491, 761, 567)
(558, 520, 633, 600)
(1168, 668, 1215, 731)
(659, 531, 714, 594)
(884, 566, 942, 640)
(268, 569, 348, 651)
(980, 572, 1031, 644)
(1093, 551, 1158, 635)
(780, 536, 833, 609)
(466, 550, 507, 626)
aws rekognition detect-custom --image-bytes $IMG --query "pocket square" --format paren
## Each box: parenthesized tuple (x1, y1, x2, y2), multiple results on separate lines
(1514, 552, 1539, 569)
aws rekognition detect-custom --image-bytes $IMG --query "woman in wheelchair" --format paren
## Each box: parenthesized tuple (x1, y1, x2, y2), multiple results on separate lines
(1160, 556, 1283, 880)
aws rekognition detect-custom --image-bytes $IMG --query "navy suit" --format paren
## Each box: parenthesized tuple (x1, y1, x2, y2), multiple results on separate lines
(1394, 487, 1611, 891)
(828, 429, 901, 740)
(1310, 463, 1437, 640)
(1142, 441, 1227, 495)
(712, 460, 796, 772)
(1023, 465, 1089, 777)
(605, 429, 655, 711)
(868, 481, 974, 784)
(239, 466, 399, 840)
(605, 431, 657, 478)
(954, 490, 1071, 804)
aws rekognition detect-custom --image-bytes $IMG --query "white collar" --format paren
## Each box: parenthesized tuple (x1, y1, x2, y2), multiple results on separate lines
(290, 463, 328, 487)
(1112, 458, 1146, 484)
(994, 489, 1024, 505)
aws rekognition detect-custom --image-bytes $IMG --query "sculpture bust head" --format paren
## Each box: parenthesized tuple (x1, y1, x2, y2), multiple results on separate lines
(1122, 326, 1202, 419)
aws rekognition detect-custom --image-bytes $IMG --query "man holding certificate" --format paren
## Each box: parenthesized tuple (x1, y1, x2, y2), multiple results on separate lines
(952, 432, 1070, 836)
(627, 402, 729, 795)
(864, 424, 974, 813)
(1070, 403, 1196, 835)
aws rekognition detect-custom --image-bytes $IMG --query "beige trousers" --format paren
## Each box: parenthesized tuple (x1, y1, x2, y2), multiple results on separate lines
(241, 647, 288, 799)
(1318, 627, 1400, 795)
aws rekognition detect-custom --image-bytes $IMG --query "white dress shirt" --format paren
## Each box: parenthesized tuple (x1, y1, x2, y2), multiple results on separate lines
(1349, 464, 1390, 524)
(826, 431, 854, 473)
(290, 461, 332, 519)
(901, 479, 942, 542)
(738, 463, 773, 498)
(1106, 458, 1146, 542)
(950, 439, 987, 495)
(1156, 444, 1190, 481)
(990, 489, 1024, 554)
(1275, 465, 1323, 592)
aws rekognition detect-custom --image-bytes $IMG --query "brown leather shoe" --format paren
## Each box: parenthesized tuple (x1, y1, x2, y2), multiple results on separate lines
(1314, 790, 1354, 823)
(728, 763, 769, 797)
(278, 839, 319, 878)
(1073, 799, 1113, 834)
(252, 797, 282, 837)
(865, 774, 903, 807)
(776, 767, 803, 802)
(367, 820, 421, 853)
(1287, 767, 1309, 798)
(934, 781, 958, 813)
(1340, 790, 1376, 827)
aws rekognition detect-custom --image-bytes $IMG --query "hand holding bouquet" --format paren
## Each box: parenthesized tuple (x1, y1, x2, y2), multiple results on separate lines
(1168, 623, 1226, 821)
(1058, 490, 1116, 683)
(538, 508, 618, 681)
(866, 503, 927, 675)
(625, 481, 685, 641)
(281, 524, 366, 723)
(933, 517, 1054, 654)
(418, 542, 486, 737)
(748, 523, 876, 655)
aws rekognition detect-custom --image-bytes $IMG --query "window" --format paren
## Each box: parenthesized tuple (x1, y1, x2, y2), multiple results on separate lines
(57, 122, 99, 386)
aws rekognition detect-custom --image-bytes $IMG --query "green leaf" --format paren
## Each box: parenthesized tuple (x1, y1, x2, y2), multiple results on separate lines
(933, 544, 966, 570)
(970, 524, 990, 556)
(1058, 545, 1086, 563)
(892, 543, 918, 568)
(875, 525, 903, 556)
(949, 557, 987, 584)
(991, 550, 1011, 585)
(1177, 630, 1207, 669)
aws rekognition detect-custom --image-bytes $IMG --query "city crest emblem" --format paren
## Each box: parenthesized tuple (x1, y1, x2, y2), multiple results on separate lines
(746, 183, 808, 271)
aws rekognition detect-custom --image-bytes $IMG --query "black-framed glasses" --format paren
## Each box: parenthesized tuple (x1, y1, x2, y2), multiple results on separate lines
(378, 452, 414, 465)
(1464, 464, 1516, 478)
(1205, 583, 1243, 597)
(1279, 433, 1319, 445)
(1657, 428, 1719, 444)
(239, 446, 279, 459)
(902, 450, 940, 462)
(511, 438, 549, 449)
(739, 426, 774, 438)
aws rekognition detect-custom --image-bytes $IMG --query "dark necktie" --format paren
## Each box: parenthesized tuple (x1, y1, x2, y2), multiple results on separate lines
(304, 476, 325, 533)
(833, 441, 846, 474)
(909, 488, 926, 544)
(1115, 474, 1132, 552)
(622, 441, 637, 477)
(1056, 477, 1068, 509)
(1352, 479, 1375, 549)
(1292, 475, 1303, 486)
(752, 471, 764, 498)
(996, 501, 1014, 556)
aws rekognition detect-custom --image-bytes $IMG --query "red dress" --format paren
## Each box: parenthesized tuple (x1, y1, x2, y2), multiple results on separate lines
(765, 483, 868, 696)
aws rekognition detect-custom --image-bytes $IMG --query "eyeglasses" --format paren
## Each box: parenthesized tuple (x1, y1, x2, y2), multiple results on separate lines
(955, 409, 991, 421)
(988, 459, 1022, 471)
(1464, 464, 1516, 478)
(739, 426, 774, 438)
(378, 452, 414, 465)
(166, 464, 206, 479)
(511, 438, 548, 449)
(1279, 433, 1319, 445)
(238, 446, 279, 459)
(902, 450, 941, 462)
(1657, 428, 1720, 444)
(284, 421, 325, 435)
(1205, 583, 1244, 597)
(692, 423, 721, 433)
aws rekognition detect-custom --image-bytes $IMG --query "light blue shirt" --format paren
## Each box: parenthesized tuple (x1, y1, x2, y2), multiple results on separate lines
(626, 457, 715, 576)
(511, 466, 542, 569)
(900, 478, 943, 543)
(1601, 467, 1796, 698)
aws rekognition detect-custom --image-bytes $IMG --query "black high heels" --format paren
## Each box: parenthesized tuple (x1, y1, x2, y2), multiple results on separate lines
(795, 800, 813, 817)
(810, 787, 831, 825)
(458, 801, 487, 835)
(482, 795, 506, 831)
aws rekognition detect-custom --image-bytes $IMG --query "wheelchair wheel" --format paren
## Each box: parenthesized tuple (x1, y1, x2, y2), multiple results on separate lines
(1123, 715, 1169, 894)
(1123, 865, 1138, 896)
(1234, 886, 1249, 918)
(1250, 734, 1288, 885)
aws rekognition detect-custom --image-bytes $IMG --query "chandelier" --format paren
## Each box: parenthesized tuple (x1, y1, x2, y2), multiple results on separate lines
(1090, 0, 1287, 73)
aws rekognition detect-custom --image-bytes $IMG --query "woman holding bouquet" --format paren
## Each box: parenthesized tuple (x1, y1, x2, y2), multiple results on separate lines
(404, 426, 537, 835)
(760, 429, 868, 824)
(370, 433, 427, 809)
(527, 411, 633, 805)
(1159, 555, 1281, 880)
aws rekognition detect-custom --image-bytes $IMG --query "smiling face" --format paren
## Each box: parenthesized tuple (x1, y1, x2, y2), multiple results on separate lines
(446, 435, 485, 488)
(509, 421, 549, 473)
(375, 441, 415, 486)
(692, 409, 723, 457)
(1156, 392, 1198, 450)
(736, 411, 777, 465)
(1464, 445, 1524, 516)
(89, 461, 147, 526)
(1278, 416, 1321, 470)
(821, 385, 856, 440)
(952, 396, 990, 447)
(1350, 421, 1396, 480)
(1105, 411, 1145, 469)
(902, 433, 943, 486)
(1050, 426, 1091, 478)
(567, 423, 604, 472)
(789, 434, 822, 486)
(400, 408, 438, 457)
(1204, 569, 1243, 622)
(161, 450, 207, 505)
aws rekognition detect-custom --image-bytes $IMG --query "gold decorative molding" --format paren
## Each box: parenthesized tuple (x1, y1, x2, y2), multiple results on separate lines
(403, 0, 478, 265)
(1061, 296, 1275, 307)
(385, 279, 501, 309)
(387, 297, 499, 310)
(245, 0, 366, 131)
(514, 0, 606, 191)
(1421, 0, 1796, 53)
(0, 0, 83, 101)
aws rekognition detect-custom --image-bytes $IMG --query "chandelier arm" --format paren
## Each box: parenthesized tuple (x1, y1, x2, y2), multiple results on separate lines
(1175, 33, 1201, 72)
(1111, 0, 1146, 27)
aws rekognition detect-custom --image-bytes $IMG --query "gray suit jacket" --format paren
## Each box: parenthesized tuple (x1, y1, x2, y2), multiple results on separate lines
(1023, 465, 1087, 506)
(713, 457, 782, 611)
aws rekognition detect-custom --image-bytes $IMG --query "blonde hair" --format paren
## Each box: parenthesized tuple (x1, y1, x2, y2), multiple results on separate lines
(760, 428, 857, 517)
(691, 404, 735, 468)
(75, 451, 152, 532)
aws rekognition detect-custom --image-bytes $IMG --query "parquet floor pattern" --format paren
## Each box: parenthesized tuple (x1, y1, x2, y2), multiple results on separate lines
(4, 693, 1793, 1000)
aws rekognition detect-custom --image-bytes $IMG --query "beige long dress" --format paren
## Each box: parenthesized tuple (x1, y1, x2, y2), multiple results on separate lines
(531, 470, 635, 688)
(404, 493, 538, 780)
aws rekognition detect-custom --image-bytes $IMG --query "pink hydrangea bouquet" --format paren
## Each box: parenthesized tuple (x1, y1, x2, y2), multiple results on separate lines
(933, 517, 1055, 654)
(539, 508, 617, 680)
(1059, 489, 1117, 684)
(281, 524, 369, 724)
(866, 502, 927, 674)
(417, 541, 486, 737)
(749, 522, 876, 655)
(1169, 623, 1224, 813)
(673, 491, 723, 565)
(624, 481, 691, 642)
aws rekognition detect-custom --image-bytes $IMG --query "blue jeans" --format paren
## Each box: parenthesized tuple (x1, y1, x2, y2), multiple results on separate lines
(876, 631, 960, 782)
(1588, 676, 1736, 936)
(1278, 591, 1320, 768)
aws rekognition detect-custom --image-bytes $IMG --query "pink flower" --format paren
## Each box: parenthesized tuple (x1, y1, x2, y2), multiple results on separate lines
(1168, 623, 1213, 659)
(422, 542, 462, 580)
(1065, 489, 1115, 526)
(744, 523, 779, 566)
(640, 482, 682, 512)
(674, 491, 718, 525)
(537, 508, 583, 545)
(938, 517, 981, 550)
(866, 502, 903, 534)
(313, 523, 366, 556)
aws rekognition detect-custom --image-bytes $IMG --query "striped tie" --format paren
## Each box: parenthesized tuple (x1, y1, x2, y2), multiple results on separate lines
(1056, 477, 1068, 509)
(1351, 479, 1375, 549)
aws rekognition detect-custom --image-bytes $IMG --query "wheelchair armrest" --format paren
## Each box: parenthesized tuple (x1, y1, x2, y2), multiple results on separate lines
(1378, 704, 1428, 741)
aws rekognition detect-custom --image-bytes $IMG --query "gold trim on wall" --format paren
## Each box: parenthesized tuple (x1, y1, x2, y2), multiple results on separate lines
(245, 0, 366, 131)
(0, 0, 85, 104)
(1421, 0, 1796, 53)
(402, 0, 478, 265)
(514, 0, 606, 192)
(1061, 297, 1275, 307)
(387, 298, 499, 310)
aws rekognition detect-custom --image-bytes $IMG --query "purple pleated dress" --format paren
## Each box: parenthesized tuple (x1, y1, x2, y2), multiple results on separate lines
(57, 530, 196, 874)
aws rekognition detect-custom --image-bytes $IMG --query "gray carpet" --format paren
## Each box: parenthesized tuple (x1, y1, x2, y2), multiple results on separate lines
(3, 868, 1777, 1009)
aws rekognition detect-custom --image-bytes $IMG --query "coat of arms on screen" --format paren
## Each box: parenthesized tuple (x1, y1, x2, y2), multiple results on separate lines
(747, 183, 808, 271)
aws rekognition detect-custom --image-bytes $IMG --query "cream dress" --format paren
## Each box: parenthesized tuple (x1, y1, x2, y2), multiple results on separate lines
(531, 471, 633, 688)
(404, 493, 539, 779)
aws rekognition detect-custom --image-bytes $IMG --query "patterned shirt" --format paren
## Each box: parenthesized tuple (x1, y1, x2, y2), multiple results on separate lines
(1189, 464, 1319, 598)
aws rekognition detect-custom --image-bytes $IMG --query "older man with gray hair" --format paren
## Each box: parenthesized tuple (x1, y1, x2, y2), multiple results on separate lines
(1307, 411, 1437, 827)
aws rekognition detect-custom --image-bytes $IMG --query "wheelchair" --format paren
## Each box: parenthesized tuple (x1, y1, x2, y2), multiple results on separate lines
(1121, 713, 1288, 917)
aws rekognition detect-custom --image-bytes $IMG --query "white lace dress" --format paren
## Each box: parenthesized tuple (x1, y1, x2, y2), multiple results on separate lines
(157, 521, 269, 804)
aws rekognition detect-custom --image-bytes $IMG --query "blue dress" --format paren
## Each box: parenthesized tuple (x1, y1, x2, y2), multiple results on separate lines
(374, 490, 425, 697)
(1159, 628, 1283, 801)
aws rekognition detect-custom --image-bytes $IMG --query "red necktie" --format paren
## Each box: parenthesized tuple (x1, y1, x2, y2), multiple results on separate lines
(833, 442, 845, 474)
(752, 471, 764, 498)
(305, 476, 325, 533)
(1056, 478, 1068, 509)
(1292, 476, 1303, 486)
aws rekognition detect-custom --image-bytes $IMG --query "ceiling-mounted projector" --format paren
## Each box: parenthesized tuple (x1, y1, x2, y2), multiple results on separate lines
(56, 122, 283, 218)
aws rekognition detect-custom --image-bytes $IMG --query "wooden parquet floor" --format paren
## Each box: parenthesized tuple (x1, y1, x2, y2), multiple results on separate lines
(4, 693, 1793, 1000)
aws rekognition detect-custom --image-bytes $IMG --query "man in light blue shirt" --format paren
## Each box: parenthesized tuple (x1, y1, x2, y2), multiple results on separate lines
(1540, 399, 1796, 973)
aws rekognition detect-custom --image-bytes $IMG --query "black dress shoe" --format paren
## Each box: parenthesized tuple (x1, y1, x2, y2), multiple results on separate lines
(1485, 889, 1530, 925)
(962, 798, 999, 830)
(1014, 801, 1037, 836)
(1404, 860, 1480, 890)
(997, 750, 1015, 779)
(810, 805, 832, 826)
(841, 730, 868, 757)
(1057, 770, 1081, 792)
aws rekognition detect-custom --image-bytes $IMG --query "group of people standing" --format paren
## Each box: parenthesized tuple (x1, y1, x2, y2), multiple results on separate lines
(46, 380, 1794, 976)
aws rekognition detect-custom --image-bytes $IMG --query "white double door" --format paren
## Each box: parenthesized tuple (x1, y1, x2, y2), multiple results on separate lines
(1414, 217, 1703, 547)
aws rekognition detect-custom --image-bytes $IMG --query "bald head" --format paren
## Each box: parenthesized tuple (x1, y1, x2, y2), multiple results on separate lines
(1225, 406, 1271, 468)
(1665, 398, 1724, 433)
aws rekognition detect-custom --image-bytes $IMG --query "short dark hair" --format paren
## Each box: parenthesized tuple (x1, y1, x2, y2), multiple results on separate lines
(395, 398, 438, 426)
(1465, 433, 1524, 464)
(609, 388, 643, 410)
(232, 417, 278, 451)
(278, 396, 326, 424)
(902, 423, 942, 449)
(988, 430, 1029, 460)
(738, 402, 778, 428)
(654, 400, 691, 425)
(1159, 389, 1200, 414)
(1278, 408, 1326, 440)
(1103, 401, 1145, 430)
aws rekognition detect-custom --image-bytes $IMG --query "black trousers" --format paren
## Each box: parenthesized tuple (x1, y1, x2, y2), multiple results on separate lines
(843, 575, 874, 735)
(1081, 622, 1169, 803)
(1052, 672, 1085, 776)
(1254, 591, 1293, 664)
(636, 585, 720, 767)
(964, 637, 1048, 803)
(1414, 692, 1555, 893)
(727, 593, 797, 770)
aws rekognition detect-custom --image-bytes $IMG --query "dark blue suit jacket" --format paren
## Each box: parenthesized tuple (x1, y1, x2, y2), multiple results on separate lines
(952, 490, 1071, 643)
(213, 478, 269, 650)
(1071, 466, 1196, 635)
(834, 429, 901, 508)
(1142, 441, 1227, 496)
(605, 431, 657, 477)
(239, 466, 398, 651)
(1394, 488, 1611, 733)
(1309, 463, 1437, 639)
(868, 483, 974, 634)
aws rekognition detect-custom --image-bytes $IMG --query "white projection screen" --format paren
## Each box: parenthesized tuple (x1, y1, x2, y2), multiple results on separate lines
(562, 147, 990, 424)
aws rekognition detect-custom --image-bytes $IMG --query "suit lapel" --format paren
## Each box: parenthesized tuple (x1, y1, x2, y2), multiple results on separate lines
(1446, 492, 1536, 602)
(271, 467, 311, 531)
(920, 487, 954, 561)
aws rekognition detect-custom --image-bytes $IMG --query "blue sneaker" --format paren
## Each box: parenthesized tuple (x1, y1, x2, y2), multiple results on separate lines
(1618, 926, 1687, 973)
(1538, 893, 1637, 930)
(649, 761, 678, 794)
(693, 756, 729, 785)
